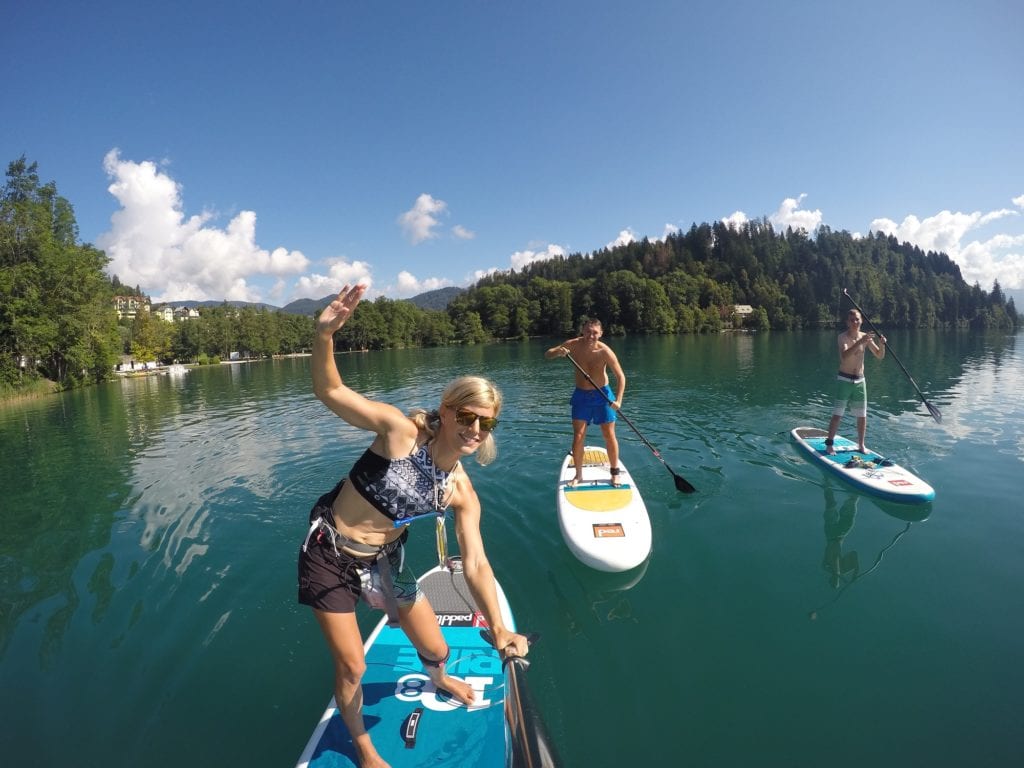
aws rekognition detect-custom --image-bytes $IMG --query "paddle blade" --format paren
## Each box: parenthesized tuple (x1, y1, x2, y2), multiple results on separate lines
(672, 471, 697, 494)
(926, 401, 943, 424)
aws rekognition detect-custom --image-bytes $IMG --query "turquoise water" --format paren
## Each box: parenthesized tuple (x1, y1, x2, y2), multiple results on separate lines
(1, 332, 1022, 767)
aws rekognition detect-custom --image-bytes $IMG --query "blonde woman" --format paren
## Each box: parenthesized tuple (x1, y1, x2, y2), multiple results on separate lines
(298, 285, 529, 768)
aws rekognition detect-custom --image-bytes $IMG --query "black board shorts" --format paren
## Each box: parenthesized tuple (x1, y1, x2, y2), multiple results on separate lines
(297, 482, 415, 613)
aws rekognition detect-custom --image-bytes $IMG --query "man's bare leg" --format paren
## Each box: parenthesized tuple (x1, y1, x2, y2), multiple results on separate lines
(825, 414, 842, 455)
(570, 419, 588, 486)
(601, 421, 621, 485)
(856, 416, 867, 453)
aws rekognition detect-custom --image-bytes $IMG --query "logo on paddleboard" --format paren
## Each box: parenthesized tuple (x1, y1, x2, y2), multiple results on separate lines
(436, 612, 488, 627)
(593, 523, 625, 538)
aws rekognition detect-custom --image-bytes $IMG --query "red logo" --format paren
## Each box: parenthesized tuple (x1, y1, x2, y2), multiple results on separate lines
(471, 612, 489, 628)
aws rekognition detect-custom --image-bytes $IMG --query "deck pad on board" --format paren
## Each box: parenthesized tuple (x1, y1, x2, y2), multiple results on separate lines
(296, 567, 514, 768)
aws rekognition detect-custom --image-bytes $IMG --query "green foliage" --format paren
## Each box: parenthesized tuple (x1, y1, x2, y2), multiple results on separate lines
(3, 156, 1018, 396)
(1, 157, 121, 390)
(451, 221, 1018, 338)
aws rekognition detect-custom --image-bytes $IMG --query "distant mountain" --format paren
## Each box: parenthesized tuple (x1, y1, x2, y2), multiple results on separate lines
(279, 295, 332, 316)
(1007, 287, 1024, 313)
(154, 299, 280, 312)
(407, 286, 465, 310)
(278, 286, 466, 316)
(151, 287, 467, 317)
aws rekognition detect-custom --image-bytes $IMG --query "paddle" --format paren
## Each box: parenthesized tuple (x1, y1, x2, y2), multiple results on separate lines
(843, 289, 943, 424)
(563, 352, 696, 493)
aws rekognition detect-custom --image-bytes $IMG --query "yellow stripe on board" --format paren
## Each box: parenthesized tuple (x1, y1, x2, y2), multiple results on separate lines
(564, 487, 632, 512)
(568, 449, 609, 468)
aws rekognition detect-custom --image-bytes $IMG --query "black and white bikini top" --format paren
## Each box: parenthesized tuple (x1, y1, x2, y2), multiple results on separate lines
(348, 443, 456, 528)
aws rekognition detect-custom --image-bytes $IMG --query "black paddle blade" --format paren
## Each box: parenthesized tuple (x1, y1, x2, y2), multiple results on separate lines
(672, 471, 696, 494)
(926, 401, 943, 424)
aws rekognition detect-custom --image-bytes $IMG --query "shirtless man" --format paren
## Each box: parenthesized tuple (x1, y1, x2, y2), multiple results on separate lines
(825, 308, 886, 455)
(545, 319, 626, 486)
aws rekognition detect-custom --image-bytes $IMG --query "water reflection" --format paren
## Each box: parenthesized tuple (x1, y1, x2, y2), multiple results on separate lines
(548, 558, 649, 636)
(0, 386, 134, 661)
(821, 486, 859, 590)
(809, 483, 930, 620)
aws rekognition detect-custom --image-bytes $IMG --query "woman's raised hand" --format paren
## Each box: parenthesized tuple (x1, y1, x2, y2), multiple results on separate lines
(317, 284, 367, 335)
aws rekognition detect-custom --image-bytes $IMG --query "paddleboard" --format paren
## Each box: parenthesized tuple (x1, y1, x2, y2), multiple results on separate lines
(557, 446, 652, 572)
(791, 426, 935, 504)
(296, 561, 555, 768)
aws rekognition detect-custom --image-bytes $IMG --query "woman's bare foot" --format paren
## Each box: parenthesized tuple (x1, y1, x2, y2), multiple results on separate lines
(436, 674, 476, 706)
(353, 735, 391, 768)
(567, 477, 582, 488)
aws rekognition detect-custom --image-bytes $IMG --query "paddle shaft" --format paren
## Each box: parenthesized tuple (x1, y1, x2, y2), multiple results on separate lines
(562, 352, 696, 493)
(842, 290, 942, 423)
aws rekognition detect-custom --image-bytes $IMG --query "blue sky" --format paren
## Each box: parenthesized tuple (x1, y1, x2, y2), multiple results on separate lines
(5, 0, 1023, 307)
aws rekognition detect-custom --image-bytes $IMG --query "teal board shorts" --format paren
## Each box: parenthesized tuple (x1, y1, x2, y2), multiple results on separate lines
(571, 386, 617, 425)
(832, 373, 867, 418)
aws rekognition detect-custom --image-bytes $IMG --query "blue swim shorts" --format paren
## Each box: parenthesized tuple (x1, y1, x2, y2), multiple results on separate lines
(570, 386, 617, 425)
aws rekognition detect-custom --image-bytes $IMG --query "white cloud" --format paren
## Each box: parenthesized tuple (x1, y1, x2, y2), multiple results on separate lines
(290, 258, 374, 300)
(471, 266, 500, 282)
(452, 224, 475, 240)
(722, 211, 749, 229)
(721, 195, 821, 234)
(1013, 194, 1024, 209)
(97, 150, 309, 303)
(398, 193, 448, 244)
(870, 202, 1024, 290)
(660, 223, 681, 241)
(510, 243, 566, 271)
(605, 228, 637, 250)
(392, 271, 452, 297)
(770, 194, 822, 233)
(464, 243, 568, 285)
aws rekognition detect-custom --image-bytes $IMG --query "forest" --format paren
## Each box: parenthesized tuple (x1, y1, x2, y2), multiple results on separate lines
(2, 156, 1018, 395)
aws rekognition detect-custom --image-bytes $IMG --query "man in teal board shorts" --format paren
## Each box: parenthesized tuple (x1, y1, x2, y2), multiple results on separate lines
(825, 308, 886, 455)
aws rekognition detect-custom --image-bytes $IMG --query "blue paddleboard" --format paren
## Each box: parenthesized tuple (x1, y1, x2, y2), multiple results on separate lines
(296, 562, 556, 767)
(791, 426, 935, 504)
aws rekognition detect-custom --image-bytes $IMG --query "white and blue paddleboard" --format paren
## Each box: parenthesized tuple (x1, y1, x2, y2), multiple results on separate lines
(791, 426, 935, 504)
(557, 446, 652, 572)
(296, 562, 554, 768)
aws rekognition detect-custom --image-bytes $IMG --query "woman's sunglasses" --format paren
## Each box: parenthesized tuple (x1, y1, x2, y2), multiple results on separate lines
(452, 407, 499, 432)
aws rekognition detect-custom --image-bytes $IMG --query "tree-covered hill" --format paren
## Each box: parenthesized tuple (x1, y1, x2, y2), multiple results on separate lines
(441, 220, 1017, 341)
(3, 155, 1018, 395)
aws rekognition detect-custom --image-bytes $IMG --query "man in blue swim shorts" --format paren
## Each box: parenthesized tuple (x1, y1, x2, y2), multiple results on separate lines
(545, 318, 627, 486)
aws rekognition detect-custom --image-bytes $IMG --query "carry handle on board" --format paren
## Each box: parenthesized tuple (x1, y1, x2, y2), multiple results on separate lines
(401, 707, 423, 749)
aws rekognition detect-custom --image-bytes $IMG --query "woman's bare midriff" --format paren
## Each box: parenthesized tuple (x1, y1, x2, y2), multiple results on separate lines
(329, 480, 409, 554)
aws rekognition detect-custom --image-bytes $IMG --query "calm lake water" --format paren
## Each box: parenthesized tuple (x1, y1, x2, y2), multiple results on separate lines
(2, 331, 1022, 767)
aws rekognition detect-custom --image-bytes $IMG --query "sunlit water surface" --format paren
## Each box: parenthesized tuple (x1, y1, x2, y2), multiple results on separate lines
(1, 332, 1022, 767)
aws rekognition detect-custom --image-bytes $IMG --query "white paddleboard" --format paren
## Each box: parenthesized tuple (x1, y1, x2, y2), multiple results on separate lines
(557, 446, 652, 572)
(791, 426, 935, 504)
